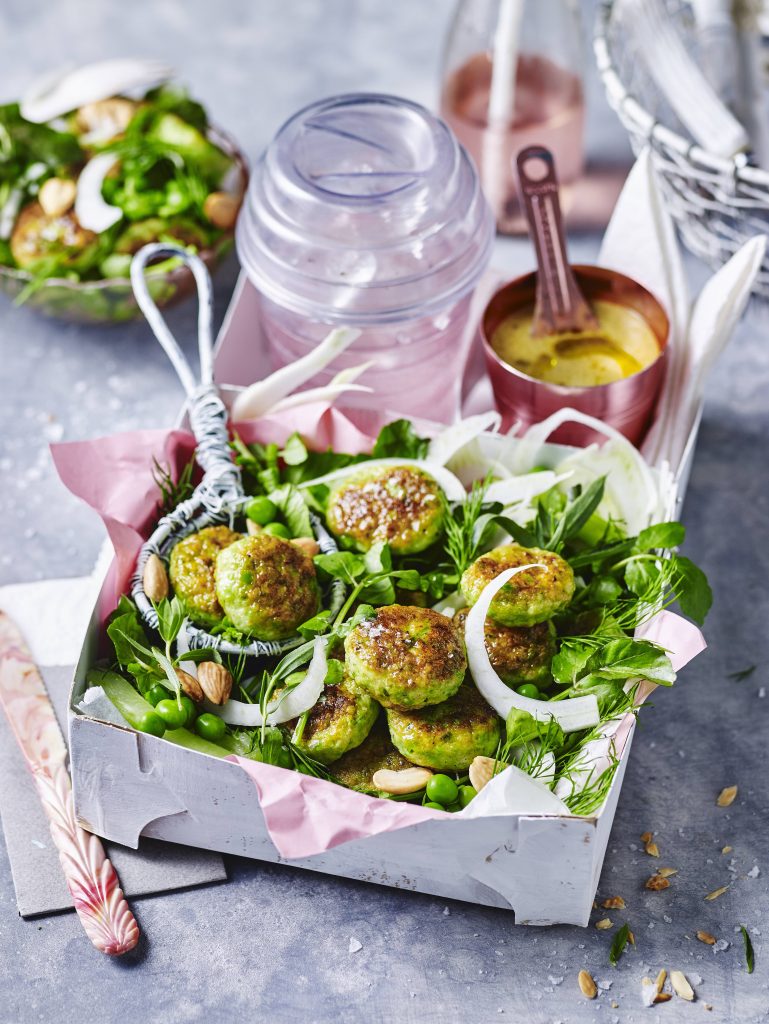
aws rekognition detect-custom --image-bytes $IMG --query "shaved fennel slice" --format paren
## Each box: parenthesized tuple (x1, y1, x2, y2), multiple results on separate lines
(231, 327, 361, 421)
(465, 568, 599, 734)
(216, 637, 327, 727)
(271, 383, 372, 413)
(426, 411, 501, 467)
(511, 409, 661, 535)
(75, 153, 122, 232)
(298, 458, 466, 503)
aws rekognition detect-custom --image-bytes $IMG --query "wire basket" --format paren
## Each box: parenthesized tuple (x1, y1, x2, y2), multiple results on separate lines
(594, 0, 769, 298)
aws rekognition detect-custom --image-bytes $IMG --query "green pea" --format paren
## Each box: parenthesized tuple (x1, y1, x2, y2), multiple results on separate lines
(516, 683, 541, 700)
(154, 699, 187, 729)
(146, 684, 170, 707)
(136, 711, 165, 737)
(263, 521, 290, 539)
(179, 695, 197, 726)
(423, 801, 445, 810)
(426, 774, 459, 806)
(246, 496, 278, 526)
(195, 713, 226, 742)
(458, 784, 477, 808)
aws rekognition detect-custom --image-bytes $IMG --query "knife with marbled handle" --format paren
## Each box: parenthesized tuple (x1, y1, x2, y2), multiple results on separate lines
(0, 611, 139, 955)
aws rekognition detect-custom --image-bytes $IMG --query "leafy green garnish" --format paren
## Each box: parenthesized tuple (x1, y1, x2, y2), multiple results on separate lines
(269, 483, 313, 538)
(152, 455, 196, 515)
(740, 925, 755, 973)
(371, 419, 429, 459)
(729, 665, 757, 682)
(609, 922, 632, 966)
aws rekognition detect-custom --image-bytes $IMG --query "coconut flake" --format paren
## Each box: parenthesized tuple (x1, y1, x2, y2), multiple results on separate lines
(464, 567, 599, 733)
(75, 153, 122, 232)
(217, 637, 327, 727)
(298, 457, 467, 504)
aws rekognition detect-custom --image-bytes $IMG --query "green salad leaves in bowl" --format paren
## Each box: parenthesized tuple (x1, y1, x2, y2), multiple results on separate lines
(0, 61, 247, 323)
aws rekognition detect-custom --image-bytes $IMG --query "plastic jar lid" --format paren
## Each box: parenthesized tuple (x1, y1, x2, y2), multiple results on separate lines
(236, 93, 493, 324)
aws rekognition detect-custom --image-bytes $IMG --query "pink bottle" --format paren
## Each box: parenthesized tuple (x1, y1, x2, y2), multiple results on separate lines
(236, 94, 494, 422)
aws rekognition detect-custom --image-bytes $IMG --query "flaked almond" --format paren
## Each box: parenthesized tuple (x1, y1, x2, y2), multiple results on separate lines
(176, 668, 204, 703)
(654, 992, 672, 1003)
(469, 755, 498, 792)
(39, 176, 77, 217)
(721, 845, 733, 855)
(640, 830, 653, 843)
(645, 874, 670, 891)
(203, 191, 240, 229)
(657, 867, 678, 877)
(697, 930, 716, 945)
(628, 928, 635, 945)
(143, 553, 169, 601)
(291, 536, 320, 558)
(655, 969, 667, 995)
(670, 970, 695, 1001)
(644, 840, 660, 858)
(578, 970, 597, 999)
(705, 885, 729, 901)
(602, 896, 626, 909)
(716, 785, 738, 807)
(197, 661, 233, 705)
(246, 519, 263, 536)
(372, 766, 432, 795)
(595, 918, 613, 930)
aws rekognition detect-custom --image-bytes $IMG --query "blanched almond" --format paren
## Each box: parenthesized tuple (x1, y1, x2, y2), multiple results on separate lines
(469, 755, 498, 792)
(670, 970, 695, 1001)
(143, 553, 169, 601)
(578, 970, 597, 999)
(197, 661, 233, 705)
(372, 766, 432, 795)
(39, 177, 77, 217)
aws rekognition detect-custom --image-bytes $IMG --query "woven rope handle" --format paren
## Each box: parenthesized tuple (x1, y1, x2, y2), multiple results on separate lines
(130, 244, 241, 508)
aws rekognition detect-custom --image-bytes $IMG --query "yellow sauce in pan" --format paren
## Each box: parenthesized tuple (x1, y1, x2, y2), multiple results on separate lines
(490, 300, 660, 387)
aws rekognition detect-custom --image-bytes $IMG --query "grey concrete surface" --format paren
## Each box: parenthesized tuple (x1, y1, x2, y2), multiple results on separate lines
(0, 1, 767, 1022)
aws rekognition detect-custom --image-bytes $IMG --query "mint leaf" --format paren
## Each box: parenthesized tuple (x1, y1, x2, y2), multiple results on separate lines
(635, 521, 685, 551)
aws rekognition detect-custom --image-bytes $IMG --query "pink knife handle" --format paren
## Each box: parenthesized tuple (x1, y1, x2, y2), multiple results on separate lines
(32, 763, 139, 955)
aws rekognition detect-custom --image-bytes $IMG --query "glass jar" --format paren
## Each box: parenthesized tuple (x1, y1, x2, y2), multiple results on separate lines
(236, 93, 494, 422)
(440, 0, 586, 235)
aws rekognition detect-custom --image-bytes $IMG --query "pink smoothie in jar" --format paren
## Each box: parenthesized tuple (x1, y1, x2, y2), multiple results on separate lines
(236, 93, 494, 422)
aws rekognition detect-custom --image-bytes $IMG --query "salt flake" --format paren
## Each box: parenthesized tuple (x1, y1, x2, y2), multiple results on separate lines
(348, 937, 362, 954)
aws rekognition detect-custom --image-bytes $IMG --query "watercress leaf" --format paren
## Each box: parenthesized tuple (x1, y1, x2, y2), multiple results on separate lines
(635, 521, 686, 552)
(371, 419, 429, 459)
(314, 550, 364, 584)
(551, 643, 592, 685)
(363, 541, 392, 576)
(107, 598, 149, 668)
(268, 483, 313, 539)
(672, 555, 713, 626)
(625, 558, 661, 599)
(586, 638, 676, 686)
(587, 575, 624, 606)
(297, 610, 332, 639)
(324, 660, 345, 685)
(127, 663, 161, 697)
(279, 432, 309, 467)
(505, 707, 562, 747)
(391, 569, 421, 590)
(359, 576, 396, 607)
